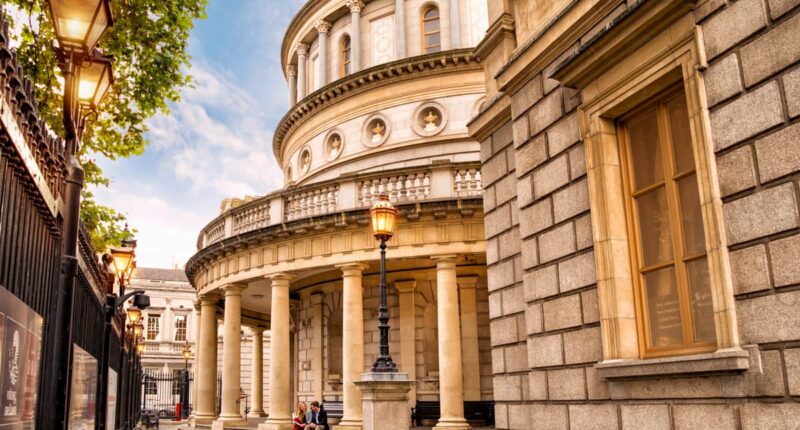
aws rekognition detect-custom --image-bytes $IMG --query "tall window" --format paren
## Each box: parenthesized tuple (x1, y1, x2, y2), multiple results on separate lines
(340, 35, 352, 77)
(174, 315, 187, 342)
(146, 314, 160, 341)
(422, 6, 441, 53)
(618, 85, 715, 358)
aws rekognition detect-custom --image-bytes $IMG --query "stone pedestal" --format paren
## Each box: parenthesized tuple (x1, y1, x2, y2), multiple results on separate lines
(353, 373, 413, 430)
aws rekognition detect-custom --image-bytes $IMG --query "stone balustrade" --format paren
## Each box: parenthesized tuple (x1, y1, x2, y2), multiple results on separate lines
(199, 161, 482, 249)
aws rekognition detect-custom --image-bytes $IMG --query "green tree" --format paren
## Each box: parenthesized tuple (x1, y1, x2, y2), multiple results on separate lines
(3, 0, 207, 251)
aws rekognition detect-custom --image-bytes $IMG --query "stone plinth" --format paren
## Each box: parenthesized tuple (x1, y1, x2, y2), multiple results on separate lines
(354, 372, 413, 430)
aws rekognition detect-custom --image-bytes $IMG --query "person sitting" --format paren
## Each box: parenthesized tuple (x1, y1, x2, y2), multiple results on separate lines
(293, 401, 308, 430)
(305, 401, 328, 430)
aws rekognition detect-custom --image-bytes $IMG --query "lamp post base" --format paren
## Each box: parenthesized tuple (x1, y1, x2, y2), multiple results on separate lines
(354, 372, 413, 430)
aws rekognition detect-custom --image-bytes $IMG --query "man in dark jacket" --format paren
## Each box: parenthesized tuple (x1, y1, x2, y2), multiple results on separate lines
(306, 401, 328, 430)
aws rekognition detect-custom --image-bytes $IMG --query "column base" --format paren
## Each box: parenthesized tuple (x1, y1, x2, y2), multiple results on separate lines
(257, 418, 294, 430)
(433, 418, 470, 430)
(211, 418, 247, 429)
(333, 421, 363, 430)
(249, 409, 268, 417)
(193, 413, 217, 424)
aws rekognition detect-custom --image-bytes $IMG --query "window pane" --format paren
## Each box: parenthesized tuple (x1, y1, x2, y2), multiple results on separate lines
(425, 19, 439, 33)
(687, 257, 716, 343)
(424, 8, 439, 20)
(627, 109, 663, 190)
(668, 94, 695, 175)
(636, 187, 673, 267)
(426, 33, 441, 49)
(677, 173, 706, 256)
(643, 267, 682, 348)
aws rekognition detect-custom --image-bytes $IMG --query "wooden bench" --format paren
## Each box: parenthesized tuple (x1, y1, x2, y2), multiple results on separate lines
(322, 401, 344, 421)
(411, 401, 495, 427)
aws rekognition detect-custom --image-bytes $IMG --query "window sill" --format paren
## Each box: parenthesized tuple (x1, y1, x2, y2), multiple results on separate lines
(595, 348, 750, 380)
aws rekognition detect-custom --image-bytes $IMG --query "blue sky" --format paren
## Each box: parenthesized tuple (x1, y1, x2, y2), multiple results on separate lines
(93, 0, 306, 268)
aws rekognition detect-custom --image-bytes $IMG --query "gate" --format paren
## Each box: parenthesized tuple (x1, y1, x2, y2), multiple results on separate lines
(141, 371, 222, 419)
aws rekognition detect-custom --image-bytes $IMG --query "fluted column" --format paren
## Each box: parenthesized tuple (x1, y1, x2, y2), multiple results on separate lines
(259, 273, 295, 430)
(458, 276, 480, 401)
(215, 284, 247, 426)
(250, 328, 266, 417)
(315, 20, 331, 89)
(336, 263, 369, 428)
(195, 294, 219, 423)
(287, 65, 297, 106)
(346, 0, 365, 72)
(395, 280, 417, 407)
(296, 44, 309, 100)
(439, 0, 452, 51)
(394, 0, 406, 58)
(432, 256, 468, 430)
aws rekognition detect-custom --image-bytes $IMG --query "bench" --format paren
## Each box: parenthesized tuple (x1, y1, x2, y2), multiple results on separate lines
(322, 401, 343, 421)
(411, 401, 495, 427)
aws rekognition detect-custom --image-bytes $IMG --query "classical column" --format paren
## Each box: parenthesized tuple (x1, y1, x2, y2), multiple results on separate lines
(458, 276, 480, 401)
(192, 300, 202, 418)
(287, 65, 297, 106)
(250, 327, 267, 417)
(215, 284, 247, 427)
(310, 293, 324, 401)
(195, 294, 219, 423)
(395, 280, 417, 407)
(394, 0, 406, 58)
(346, 1, 365, 72)
(439, 0, 452, 51)
(432, 256, 468, 430)
(315, 20, 331, 89)
(259, 273, 295, 430)
(449, 0, 461, 49)
(336, 263, 369, 429)
(296, 43, 309, 100)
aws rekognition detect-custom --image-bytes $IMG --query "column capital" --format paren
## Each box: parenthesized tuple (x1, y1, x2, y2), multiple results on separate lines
(315, 20, 332, 33)
(250, 326, 265, 335)
(199, 292, 219, 305)
(345, 0, 365, 13)
(287, 64, 297, 76)
(222, 283, 246, 296)
(267, 272, 296, 284)
(394, 279, 417, 294)
(337, 262, 369, 276)
(296, 43, 309, 56)
(432, 254, 460, 266)
(457, 275, 479, 290)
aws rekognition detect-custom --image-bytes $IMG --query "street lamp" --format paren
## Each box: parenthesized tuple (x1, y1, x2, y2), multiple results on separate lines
(110, 231, 137, 297)
(182, 342, 192, 369)
(47, 2, 115, 428)
(369, 194, 398, 372)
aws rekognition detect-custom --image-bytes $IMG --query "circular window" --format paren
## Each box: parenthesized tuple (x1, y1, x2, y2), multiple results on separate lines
(298, 146, 312, 175)
(324, 129, 345, 161)
(361, 113, 391, 147)
(412, 101, 447, 137)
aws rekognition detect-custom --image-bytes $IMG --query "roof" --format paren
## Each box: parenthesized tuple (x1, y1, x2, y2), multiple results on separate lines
(132, 267, 189, 283)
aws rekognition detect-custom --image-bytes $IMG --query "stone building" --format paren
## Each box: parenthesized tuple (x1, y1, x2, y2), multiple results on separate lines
(186, 1, 493, 429)
(469, 0, 800, 429)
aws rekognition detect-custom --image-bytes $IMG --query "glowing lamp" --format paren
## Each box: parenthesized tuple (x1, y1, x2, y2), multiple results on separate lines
(369, 194, 397, 241)
(48, 0, 113, 53)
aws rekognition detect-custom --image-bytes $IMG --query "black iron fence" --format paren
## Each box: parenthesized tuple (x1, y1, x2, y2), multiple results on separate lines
(140, 371, 223, 419)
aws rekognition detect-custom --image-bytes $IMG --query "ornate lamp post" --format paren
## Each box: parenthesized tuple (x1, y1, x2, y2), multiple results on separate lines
(181, 342, 192, 419)
(110, 232, 137, 297)
(46, 1, 115, 428)
(369, 194, 398, 372)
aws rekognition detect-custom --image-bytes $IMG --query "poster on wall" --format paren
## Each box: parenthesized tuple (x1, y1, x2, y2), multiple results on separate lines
(67, 346, 98, 430)
(106, 369, 118, 430)
(0, 285, 43, 430)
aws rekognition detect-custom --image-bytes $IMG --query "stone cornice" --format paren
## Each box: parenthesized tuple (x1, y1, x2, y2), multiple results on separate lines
(274, 48, 481, 163)
(473, 12, 515, 61)
(185, 197, 483, 281)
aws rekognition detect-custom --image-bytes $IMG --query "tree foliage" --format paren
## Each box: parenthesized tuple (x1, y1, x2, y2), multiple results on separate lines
(3, 0, 207, 251)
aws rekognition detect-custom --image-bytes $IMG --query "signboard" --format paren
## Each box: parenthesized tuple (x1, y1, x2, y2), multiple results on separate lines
(106, 369, 117, 430)
(67, 346, 98, 430)
(0, 285, 43, 430)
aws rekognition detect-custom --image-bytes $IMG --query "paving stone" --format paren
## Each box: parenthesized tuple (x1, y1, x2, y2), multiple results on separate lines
(702, 0, 768, 59)
(710, 80, 784, 150)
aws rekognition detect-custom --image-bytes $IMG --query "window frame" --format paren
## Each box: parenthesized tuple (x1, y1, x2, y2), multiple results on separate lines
(147, 313, 161, 341)
(340, 34, 351, 78)
(421, 5, 441, 53)
(617, 84, 717, 359)
(174, 314, 188, 342)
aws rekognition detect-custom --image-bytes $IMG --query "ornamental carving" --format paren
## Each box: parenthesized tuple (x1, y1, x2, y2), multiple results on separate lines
(287, 64, 297, 77)
(412, 101, 448, 137)
(345, 0, 365, 13)
(324, 129, 345, 161)
(296, 43, 309, 56)
(315, 20, 332, 34)
(361, 113, 391, 148)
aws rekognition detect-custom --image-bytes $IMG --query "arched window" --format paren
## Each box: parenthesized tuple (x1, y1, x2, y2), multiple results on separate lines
(422, 5, 441, 53)
(340, 35, 352, 77)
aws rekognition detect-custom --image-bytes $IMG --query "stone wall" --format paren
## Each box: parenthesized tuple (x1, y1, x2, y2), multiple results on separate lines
(475, 0, 800, 428)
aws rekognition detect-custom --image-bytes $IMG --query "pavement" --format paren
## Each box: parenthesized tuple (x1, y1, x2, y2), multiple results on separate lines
(159, 419, 493, 430)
